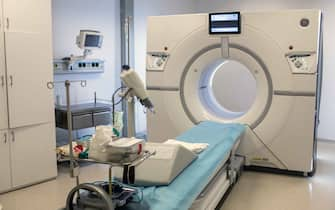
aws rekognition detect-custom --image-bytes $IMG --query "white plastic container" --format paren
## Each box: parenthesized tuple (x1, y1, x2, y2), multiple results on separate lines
(105, 138, 145, 162)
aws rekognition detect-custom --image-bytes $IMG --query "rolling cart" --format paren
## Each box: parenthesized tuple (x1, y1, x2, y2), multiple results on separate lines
(48, 80, 154, 210)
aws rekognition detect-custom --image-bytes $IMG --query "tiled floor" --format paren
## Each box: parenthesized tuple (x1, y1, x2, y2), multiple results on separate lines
(0, 141, 334, 210)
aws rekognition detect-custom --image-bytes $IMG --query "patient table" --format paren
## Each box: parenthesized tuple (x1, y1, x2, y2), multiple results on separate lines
(141, 121, 245, 210)
(62, 121, 245, 210)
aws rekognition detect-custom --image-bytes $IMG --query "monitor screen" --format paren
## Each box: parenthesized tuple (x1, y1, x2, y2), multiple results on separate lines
(85, 34, 101, 48)
(209, 12, 241, 34)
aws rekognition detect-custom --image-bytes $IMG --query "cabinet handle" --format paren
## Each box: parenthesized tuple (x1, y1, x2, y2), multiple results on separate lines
(3, 133, 7, 144)
(9, 75, 13, 87)
(6, 18, 9, 30)
(11, 131, 15, 142)
(1, 75, 4, 87)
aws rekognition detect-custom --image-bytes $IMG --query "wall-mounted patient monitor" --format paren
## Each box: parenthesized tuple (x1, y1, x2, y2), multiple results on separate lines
(53, 30, 105, 74)
(209, 12, 241, 34)
(76, 30, 103, 50)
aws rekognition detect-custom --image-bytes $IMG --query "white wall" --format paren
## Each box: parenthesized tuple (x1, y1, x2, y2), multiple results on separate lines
(52, 0, 121, 105)
(52, 0, 196, 137)
(194, 0, 335, 141)
(52, 0, 121, 140)
(134, 0, 196, 133)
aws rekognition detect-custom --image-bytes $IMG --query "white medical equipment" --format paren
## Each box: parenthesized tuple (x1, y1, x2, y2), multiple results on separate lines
(146, 10, 323, 177)
(53, 58, 104, 74)
(76, 30, 104, 57)
(114, 142, 198, 186)
(120, 65, 155, 136)
(53, 30, 105, 74)
(121, 66, 154, 111)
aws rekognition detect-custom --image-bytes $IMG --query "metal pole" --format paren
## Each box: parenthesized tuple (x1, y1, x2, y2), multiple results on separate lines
(127, 98, 136, 137)
(109, 166, 113, 195)
(120, 0, 134, 137)
(65, 81, 73, 172)
(65, 80, 79, 186)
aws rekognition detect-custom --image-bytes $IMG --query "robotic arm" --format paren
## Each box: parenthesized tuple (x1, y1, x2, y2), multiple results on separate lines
(120, 65, 154, 112)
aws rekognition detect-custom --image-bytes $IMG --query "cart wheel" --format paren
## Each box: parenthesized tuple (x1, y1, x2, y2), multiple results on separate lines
(65, 183, 114, 210)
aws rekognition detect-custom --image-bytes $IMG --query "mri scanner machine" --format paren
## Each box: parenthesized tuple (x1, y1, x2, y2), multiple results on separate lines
(141, 9, 323, 209)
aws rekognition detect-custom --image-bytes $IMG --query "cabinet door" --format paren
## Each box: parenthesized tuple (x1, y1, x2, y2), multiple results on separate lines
(3, 0, 51, 33)
(0, 130, 11, 192)
(3, 0, 53, 129)
(0, 3, 8, 130)
(5, 31, 54, 128)
(10, 123, 57, 188)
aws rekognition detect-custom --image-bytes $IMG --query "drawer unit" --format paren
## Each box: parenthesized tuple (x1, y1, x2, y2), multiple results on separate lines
(72, 114, 93, 130)
(93, 111, 111, 127)
(55, 103, 111, 130)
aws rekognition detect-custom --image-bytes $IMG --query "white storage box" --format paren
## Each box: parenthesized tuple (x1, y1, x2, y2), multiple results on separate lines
(105, 138, 145, 162)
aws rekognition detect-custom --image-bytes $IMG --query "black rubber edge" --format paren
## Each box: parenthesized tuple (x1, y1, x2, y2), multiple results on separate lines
(244, 166, 314, 177)
(215, 173, 243, 210)
(215, 185, 234, 210)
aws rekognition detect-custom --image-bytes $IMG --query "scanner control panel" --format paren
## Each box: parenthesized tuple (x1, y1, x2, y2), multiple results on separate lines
(287, 54, 317, 74)
(147, 53, 169, 71)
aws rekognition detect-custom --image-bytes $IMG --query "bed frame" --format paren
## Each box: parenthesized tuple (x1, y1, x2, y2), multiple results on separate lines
(191, 139, 244, 210)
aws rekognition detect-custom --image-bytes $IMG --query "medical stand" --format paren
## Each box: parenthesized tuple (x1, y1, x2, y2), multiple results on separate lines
(126, 97, 136, 137)
(49, 80, 154, 209)
(49, 80, 88, 185)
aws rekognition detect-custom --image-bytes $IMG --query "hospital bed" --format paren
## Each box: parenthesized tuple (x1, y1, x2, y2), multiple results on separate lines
(140, 121, 246, 210)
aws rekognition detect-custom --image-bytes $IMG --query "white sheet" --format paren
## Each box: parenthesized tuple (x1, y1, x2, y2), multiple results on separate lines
(164, 139, 209, 154)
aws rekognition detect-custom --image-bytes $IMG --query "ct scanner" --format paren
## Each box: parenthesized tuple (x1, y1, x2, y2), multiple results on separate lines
(146, 10, 323, 176)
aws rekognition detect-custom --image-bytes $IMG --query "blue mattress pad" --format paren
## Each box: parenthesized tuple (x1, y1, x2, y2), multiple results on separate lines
(140, 121, 246, 210)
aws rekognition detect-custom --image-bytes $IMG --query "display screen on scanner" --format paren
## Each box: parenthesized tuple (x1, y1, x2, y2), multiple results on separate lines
(209, 12, 241, 34)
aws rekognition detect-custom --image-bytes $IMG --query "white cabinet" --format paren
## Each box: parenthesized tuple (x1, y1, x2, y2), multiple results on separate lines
(0, 130, 11, 192)
(0, 0, 56, 192)
(2, 0, 54, 128)
(0, 55, 7, 130)
(5, 32, 54, 128)
(0, 71, 7, 130)
(0, 124, 57, 192)
(0, 12, 8, 130)
(3, 0, 52, 33)
(10, 123, 57, 188)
